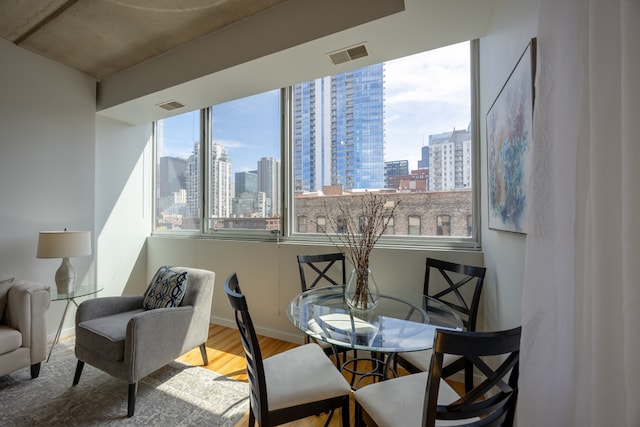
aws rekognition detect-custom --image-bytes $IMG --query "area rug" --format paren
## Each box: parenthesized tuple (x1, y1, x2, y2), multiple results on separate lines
(0, 339, 250, 426)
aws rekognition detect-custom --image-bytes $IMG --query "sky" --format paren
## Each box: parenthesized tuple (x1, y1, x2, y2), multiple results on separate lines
(159, 41, 471, 175)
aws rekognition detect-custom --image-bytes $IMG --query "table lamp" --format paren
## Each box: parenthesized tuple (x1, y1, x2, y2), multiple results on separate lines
(37, 229, 92, 295)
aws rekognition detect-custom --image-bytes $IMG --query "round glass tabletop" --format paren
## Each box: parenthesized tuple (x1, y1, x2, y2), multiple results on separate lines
(287, 285, 463, 353)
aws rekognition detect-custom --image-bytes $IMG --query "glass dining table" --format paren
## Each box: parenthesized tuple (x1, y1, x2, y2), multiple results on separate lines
(287, 285, 463, 388)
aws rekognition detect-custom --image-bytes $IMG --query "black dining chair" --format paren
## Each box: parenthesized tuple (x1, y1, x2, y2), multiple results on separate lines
(224, 272, 351, 427)
(396, 257, 486, 391)
(297, 253, 356, 368)
(355, 326, 521, 427)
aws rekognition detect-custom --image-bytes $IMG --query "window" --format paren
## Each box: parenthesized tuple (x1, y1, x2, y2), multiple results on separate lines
(437, 215, 451, 236)
(291, 41, 474, 240)
(153, 41, 479, 247)
(408, 215, 421, 235)
(384, 216, 395, 235)
(316, 215, 326, 233)
(297, 215, 307, 233)
(155, 111, 201, 231)
(155, 91, 281, 234)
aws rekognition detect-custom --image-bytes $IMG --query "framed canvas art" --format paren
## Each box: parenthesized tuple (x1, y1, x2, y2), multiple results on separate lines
(486, 38, 537, 234)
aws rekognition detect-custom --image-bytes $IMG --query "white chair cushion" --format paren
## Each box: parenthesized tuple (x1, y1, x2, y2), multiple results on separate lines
(263, 343, 351, 411)
(355, 371, 476, 426)
(400, 349, 461, 372)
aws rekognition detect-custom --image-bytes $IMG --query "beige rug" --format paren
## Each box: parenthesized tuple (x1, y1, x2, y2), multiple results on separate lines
(0, 339, 249, 426)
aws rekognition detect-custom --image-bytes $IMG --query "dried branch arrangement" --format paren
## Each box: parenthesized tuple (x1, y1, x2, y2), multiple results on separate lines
(319, 192, 399, 309)
(322, 192, 399, 269)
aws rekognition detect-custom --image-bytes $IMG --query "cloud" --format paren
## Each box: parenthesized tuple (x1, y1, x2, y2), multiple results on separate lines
(384, 41, 471, 169)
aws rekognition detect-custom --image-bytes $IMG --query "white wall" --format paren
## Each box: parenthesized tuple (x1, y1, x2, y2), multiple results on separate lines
(94, 116, 152, 299)
(479, 0, 540, 331)
(0, 39, 96, 337)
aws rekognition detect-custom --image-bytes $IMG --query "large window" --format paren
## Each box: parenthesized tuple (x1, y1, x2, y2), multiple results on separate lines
(155, 111, 201, 231)
(154, 40, 478, 245)
(292, 41, 475, 241)
(155, 91, 281, 233)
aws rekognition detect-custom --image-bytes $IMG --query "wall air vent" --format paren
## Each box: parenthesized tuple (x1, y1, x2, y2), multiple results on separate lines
(327, 43, 369, 65)
(156, 100, 185, 111)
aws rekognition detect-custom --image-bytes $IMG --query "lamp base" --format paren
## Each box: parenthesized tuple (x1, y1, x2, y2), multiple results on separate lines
(55, 258, 77, 295)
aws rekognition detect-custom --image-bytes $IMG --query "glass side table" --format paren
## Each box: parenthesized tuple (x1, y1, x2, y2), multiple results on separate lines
(47, 286, 103, 362)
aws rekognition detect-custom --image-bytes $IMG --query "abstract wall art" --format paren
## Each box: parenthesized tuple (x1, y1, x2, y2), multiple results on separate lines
(486, 38, 536, 234)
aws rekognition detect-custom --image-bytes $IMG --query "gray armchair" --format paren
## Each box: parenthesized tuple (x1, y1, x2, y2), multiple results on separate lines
(72, 266, 215, 417)
(0, 279, 50, 378)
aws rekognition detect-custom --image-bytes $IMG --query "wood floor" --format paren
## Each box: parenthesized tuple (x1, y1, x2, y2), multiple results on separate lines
(177, 323, 378, 427)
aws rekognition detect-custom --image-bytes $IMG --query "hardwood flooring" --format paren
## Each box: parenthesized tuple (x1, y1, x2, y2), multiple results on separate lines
(177, 323, 370, 426)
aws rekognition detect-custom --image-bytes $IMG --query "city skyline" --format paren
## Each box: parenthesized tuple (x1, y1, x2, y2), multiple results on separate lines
(159, 41, 471, 175)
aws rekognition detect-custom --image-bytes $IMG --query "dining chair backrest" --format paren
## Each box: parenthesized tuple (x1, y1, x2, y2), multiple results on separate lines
(424, 326, 521, 427)
(224, 273, 268, 424)
(297, 253, 346, 291)
(225, 272, 352, 426)
(424, 257, 486, 331)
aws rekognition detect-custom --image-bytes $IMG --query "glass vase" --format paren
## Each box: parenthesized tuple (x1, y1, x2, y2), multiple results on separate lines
(345, 267, 380, 311)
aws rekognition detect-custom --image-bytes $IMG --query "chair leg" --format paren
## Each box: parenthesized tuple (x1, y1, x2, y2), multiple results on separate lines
(341, 397, 350, 427)
(248, 406, 256, 426)
(128, 382, 138, 417)
(465, 360, 474, 393)
(30, 362, 41, 379)
(72, 360, 84, 385)
(354, 401, 365, 427)
(199, 343, 208, 365)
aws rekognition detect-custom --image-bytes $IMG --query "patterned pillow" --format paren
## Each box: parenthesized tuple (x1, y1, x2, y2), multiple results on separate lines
(0, 277, 15, 320)
(143, 267, 188, 310)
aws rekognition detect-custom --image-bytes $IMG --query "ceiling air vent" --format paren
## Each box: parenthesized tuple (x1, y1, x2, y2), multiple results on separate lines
(327, 43, 369, 65)
(157, 100, 185, 111)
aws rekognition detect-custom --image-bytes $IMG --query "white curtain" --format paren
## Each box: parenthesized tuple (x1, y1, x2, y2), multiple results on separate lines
(519, 0, 640, 426)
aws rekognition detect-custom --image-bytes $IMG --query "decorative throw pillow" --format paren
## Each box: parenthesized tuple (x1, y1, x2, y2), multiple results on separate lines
(0, 277, 15, 320)
(143, 266, 188, 310)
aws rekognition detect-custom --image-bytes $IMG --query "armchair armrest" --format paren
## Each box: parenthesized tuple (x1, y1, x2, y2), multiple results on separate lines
(124, 306, 195, 382)
(76, 296, 144, 323)
(6, 281, 51, 362)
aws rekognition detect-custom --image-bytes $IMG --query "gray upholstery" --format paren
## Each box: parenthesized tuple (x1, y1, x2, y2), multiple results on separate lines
(0, 280, 50, 378)
(73, 267, 215, 417)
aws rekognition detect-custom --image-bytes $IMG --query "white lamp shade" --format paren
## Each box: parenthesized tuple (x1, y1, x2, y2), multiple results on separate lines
(37, 230, 92, 259)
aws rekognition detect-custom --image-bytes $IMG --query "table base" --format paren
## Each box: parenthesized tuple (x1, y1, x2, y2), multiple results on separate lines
(341, 352, 397, 390)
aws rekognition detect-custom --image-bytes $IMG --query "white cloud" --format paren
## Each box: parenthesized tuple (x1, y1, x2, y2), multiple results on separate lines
(383, 41, 471, 169)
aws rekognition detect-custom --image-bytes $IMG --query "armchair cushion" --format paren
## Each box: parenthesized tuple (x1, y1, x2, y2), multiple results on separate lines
(0, 277, 14, 319)
(0, 324, 22, 354)
(76, 309, 144, 361)
(142, 266, 188, 310)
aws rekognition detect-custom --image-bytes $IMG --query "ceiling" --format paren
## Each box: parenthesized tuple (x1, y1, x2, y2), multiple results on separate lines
(0, 0, 289, 80)
(0, 0, 498, 125)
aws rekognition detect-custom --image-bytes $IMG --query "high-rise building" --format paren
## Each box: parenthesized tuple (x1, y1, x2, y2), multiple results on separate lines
(257, 156, 280, 217)
(158, 157, 187, 197)
(428, 126, 472, 191)
(385, 160, 409, 188)
(209, 141, 232, 218)
(417, 145, 430, 169)
(293, 63, 385, 192)
(185, 141, 200, 221)
(235, 171, 257, 194)
(233, 191, 268, 218)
